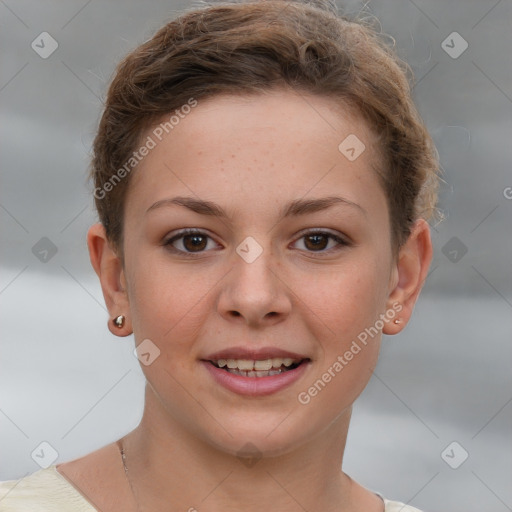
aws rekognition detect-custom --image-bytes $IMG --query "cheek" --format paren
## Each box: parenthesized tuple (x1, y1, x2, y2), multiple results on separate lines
(296, 257, 388, 338)
(126, 255, 214, 345)
(295, 255, 388, 397)
(305, 260, 389, 407)
(296, 275, 384, 414)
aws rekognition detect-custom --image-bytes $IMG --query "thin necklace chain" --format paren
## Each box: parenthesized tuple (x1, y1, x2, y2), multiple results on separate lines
(117, 439, 143, 512)
(115, 440, 381, 512)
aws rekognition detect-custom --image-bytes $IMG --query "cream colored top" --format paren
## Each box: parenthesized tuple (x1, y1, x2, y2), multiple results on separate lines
(0, 466, 423, 511)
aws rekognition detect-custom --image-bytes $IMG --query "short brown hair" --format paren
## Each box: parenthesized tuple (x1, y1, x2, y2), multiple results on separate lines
(90, 0, 439, 255)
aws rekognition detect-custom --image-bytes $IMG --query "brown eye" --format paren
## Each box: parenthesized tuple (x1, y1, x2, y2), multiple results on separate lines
(292, 230, 348, 253)
(304, 234, 329, 251)
(182, 234, 208, 252)
(165, 230, 218, 254)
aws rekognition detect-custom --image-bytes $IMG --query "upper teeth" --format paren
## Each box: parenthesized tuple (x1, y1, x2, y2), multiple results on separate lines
(215, 358, 297, 371)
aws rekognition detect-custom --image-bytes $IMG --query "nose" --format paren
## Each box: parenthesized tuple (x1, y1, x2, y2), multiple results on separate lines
(216, 247, 292, 328)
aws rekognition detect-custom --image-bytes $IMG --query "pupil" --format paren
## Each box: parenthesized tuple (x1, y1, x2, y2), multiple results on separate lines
(184, 235, 207, 251)
(305, 234, 327, 251)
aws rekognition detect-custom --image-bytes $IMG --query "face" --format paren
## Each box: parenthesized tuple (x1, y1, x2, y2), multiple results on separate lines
(119, 89, 399, 456)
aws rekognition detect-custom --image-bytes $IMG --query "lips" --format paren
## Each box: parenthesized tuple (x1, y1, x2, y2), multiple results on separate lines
(204, 347, 308, 362)
(203, 348, 308, 376)
(200, 347, 311, 396)
(211, 357, 301, 377)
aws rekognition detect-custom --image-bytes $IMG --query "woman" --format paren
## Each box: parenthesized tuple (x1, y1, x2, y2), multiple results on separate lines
(0, 1, 439, 510)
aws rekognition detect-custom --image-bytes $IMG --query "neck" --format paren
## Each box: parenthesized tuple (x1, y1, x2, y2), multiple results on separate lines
(121, 385, 366, 512)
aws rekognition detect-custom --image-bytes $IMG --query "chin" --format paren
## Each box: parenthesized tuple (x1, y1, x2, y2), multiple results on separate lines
(194, 409, 325, 461)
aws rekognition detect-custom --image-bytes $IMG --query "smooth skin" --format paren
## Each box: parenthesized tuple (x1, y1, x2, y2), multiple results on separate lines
(58, 88, 432, 512)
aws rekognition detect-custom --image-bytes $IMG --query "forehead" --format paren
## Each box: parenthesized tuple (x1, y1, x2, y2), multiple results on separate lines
(125, 89, 385, 218)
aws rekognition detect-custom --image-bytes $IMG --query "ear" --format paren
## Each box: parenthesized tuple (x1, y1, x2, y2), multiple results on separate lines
(87, 223, 132, 337)
(383, 219, 433, 335)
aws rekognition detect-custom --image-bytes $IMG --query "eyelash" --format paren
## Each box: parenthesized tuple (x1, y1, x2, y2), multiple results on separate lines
(163, 228, 350, 257)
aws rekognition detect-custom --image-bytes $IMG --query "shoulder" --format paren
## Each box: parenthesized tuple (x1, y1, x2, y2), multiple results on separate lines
(0, 465, 96, 511)
(384, 498, 424, 512)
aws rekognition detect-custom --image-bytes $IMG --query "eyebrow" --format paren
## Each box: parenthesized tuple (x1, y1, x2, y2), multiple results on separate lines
(145, 195, 366, 219)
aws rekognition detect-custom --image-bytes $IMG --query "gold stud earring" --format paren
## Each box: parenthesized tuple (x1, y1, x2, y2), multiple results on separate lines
(114, 315, 125, 328)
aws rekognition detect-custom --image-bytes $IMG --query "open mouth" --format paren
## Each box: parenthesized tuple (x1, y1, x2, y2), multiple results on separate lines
(208, 357, 308, 378)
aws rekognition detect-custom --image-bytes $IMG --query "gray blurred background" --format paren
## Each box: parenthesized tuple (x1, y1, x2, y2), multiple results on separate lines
(1, 1, 511, 511)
